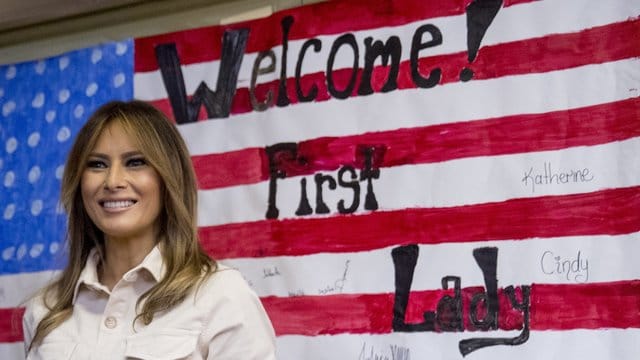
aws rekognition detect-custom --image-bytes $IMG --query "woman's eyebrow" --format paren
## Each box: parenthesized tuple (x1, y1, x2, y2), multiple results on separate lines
(87, 152, 109, 160)
(122, 151, 144, 157)
(88, 151, 143, 159)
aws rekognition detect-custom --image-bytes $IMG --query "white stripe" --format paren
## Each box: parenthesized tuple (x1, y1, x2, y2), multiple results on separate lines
(276, 329, 640, 360)
(6, 328, 640, 357)
(223, 232, 640, 298)
(9, 329, 640, 358)
(178, 58, 639, 156)
(133, 0, 640, 101)
(0, 270, 58, 308)
(198, 137, 640, 227)
(4, 232, 638, 306)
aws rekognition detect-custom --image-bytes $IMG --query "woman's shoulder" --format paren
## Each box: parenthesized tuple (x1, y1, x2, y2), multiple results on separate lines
(194, 264, 258, 303)
(23, 289, 54, 325)
(202, 264, 251, 290)
(22, 288, 56, 348)
(192, 266, 276, 358)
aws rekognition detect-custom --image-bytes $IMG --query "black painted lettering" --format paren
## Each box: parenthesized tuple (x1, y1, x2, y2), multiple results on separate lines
(154, 29, 249, 123)
(358, 146, 384, 211)
(295, 177, 313, 216)
(295, 39, 322, 102)
(314, 173, 337, 214)
(327, 34, 359, 99)
(250, 50, 276, 111)
(391, 245, 436, 332)
(390, 244, 531, 356)
(468, 247, 499, 331)
(277, 16, 294, 107)
(459, 285, 531, 356)
(410, 24, 442, 89)
(436, 276, 463, 332)
(265, 143, 298, 219)
(337, 166, 360, 214)
(358, 36, 401, 95)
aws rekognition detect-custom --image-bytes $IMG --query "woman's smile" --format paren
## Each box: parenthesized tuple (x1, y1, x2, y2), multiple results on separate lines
(100, 199, 137, 211)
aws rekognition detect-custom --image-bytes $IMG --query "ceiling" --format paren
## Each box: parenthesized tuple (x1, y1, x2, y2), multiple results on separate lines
(0, 0, 150, 33)
(0, 0, 319, 65)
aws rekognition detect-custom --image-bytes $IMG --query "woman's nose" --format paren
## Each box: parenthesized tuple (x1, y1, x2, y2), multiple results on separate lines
(104, 164, 127, 190)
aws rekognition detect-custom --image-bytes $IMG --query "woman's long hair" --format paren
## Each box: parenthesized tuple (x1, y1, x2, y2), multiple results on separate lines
(29, 100, 215, 348)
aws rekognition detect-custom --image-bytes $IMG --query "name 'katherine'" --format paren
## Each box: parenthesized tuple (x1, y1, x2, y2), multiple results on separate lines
(522, 162, 594, 193)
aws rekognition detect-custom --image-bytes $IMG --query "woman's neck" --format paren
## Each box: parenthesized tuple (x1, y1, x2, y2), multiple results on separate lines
(99, 234, 157, 290)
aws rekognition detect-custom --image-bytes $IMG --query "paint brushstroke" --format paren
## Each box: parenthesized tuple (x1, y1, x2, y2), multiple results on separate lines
(148, 19, 640, 120)
(135, 0, 540, 72)
(191, 96, 640, 189)
(199, 186, 640, 259)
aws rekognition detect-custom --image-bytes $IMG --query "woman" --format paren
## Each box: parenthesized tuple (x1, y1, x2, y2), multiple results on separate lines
(23, 100, 276, 359)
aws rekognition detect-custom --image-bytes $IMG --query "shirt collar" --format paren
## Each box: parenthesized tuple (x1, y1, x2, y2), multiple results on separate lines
(72, 245, 165, 304)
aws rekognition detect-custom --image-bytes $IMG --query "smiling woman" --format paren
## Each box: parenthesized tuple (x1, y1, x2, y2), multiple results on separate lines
(22, 100, 276, 359)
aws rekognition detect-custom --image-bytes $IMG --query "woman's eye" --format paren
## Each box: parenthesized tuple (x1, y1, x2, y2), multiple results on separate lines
(127, 157, 147, 167)
(87, 160, 107, 169)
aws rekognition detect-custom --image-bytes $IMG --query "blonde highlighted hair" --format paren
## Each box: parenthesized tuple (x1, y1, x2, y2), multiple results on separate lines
(29, 100, 215, 348)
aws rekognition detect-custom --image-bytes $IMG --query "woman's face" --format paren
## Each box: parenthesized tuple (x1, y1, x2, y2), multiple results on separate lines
(81, 121, 162, 242)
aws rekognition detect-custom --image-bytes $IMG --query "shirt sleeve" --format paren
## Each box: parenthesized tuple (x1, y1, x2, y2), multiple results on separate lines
(197, 268, 276, 360)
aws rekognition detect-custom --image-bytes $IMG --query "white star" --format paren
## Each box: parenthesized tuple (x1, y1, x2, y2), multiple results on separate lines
(113, 72, 126, 88)
(16, 244, 27, 260)
(3, 203, 15, 220)
(30, 243, 45, 258)
(28, 132, 41, 147)
(116, 42, 128, 55)
(2, 246, 15, 260)
(31, 199, 44, 216)
(86, 82, 99, 97)
(35, 60, 46, 74)
(74, 104, 84, 119)
(55, 165, 64, 180)
(28, 166, 41, 183)
(32, 92, 45, 108)
(46, 110, 56, 123)
(3, 171, 15, 187)
(2, 101, 16, 116)
(5, 66, 16, 79)
(58, 89, 70, 104)
(91, 48, 103, 64)
(59, 56, 70, 70)
(5, 137, 17, 154)
(57, 127, 71, 142)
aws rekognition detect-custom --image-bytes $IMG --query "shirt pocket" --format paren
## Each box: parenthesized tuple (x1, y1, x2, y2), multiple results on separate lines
(27, 342, 78, 360)
(125, 329, 199, 360)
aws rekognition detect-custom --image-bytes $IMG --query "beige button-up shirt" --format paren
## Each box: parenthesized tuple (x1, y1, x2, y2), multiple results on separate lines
(23, 247, 276, 359)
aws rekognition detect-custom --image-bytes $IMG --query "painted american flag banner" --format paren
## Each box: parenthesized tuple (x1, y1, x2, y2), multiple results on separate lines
(2, 0, 640, 358)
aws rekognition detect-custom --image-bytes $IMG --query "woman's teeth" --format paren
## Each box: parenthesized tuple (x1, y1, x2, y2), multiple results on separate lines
(103, 200, 135, 209)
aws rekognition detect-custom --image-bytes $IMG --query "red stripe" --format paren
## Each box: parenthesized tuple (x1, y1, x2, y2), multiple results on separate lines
(421, 19, 640, 84)
(530, 281, 640, 330)
(148, 19, 640, 122)
(135, 0, 538, 72)
(199, 186, 640, 259)
(5, 279, 634, 343)
(0, 308, 25, 343)
(191, 96, 640, 189)
(261, 280, 640, 336)
(192, 148, 265, 189)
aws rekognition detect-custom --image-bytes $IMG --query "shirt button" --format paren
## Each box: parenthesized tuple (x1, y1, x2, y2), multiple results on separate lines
(104, 316, 117, 329)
